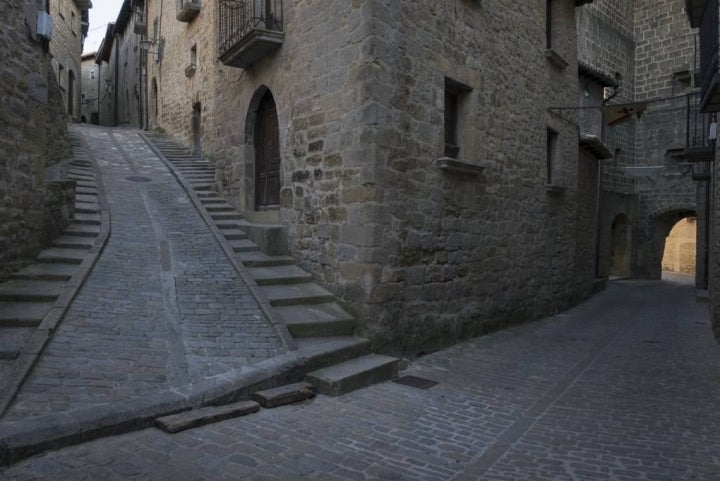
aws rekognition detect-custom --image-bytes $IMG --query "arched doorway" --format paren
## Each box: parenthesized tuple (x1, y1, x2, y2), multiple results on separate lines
(610, 214, 631, 278)
(253, 90, 280, 210)
(661, 217, 696, 276)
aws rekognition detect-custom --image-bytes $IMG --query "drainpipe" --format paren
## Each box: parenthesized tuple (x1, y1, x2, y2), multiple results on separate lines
(113, 34, 120, 126)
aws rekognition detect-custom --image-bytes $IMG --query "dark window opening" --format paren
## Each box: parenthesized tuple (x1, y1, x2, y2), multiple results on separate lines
(547, 128, 558, 184)
(444, 78, 472, 159)
(546, 0, 553, 49)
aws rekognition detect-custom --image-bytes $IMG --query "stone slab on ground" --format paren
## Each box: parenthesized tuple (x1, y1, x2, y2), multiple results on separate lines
(155, 401, 260, 433)
(306, 353, 399, 396)
(251, 382, 317, 408)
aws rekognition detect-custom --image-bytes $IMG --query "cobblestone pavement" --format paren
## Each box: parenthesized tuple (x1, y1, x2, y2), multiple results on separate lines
(5, 126, 284, 420)
(3, 274, 718, 480)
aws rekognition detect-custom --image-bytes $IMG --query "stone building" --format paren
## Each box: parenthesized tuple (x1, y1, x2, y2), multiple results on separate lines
(91, 1, 144, 128)
(128, 0, 600, 355)
(685, 0, 720, 341)
(48, 0, 91, 121)
(80, 51, 98, 123)
(578, 0, 708, 287)
(0, 0, 74, 279)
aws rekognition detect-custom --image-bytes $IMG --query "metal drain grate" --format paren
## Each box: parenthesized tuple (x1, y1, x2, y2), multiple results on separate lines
(392, 375, 438, 390)
(126, 176, 152, 182)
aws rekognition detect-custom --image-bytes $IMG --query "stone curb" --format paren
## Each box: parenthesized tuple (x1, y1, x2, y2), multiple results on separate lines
(0, 132, 112, 418)
(0, 343, 352, 467)
(138, 131, 297, 351)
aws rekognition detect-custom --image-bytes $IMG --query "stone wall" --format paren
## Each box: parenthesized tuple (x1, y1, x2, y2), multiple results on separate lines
(357, 0, 593, 353)
(578, 0, 701, 281)
(49, 0, 83, 121)
(141, 0, 599, 355)
(80, 55, 98, 123)
(0, 0, 73, 280)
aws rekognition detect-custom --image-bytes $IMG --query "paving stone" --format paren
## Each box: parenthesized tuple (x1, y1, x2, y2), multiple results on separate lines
(155, 401, 260, 433)
(251, 382, 316, 408)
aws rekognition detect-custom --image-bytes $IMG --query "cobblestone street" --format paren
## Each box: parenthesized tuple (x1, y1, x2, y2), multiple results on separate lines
(3, 271, 718, 480)
(5, 126, 284, 420)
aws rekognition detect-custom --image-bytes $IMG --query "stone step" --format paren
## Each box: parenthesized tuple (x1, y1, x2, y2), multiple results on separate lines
(75, 187, 98, 196)
(195, 191, 218, 198)
(52, 235, 95, 249)
(0, 301, 53, 327)
(67, 174, 94, 181)
(306, 354, 399, 396)
(192, 184, 214, 191)
(251, 382, 316, 408)
(228, 239, 258, 253)
(37, 247, 86, 264)
(261, 283, 335, 306)
(0, 327, 35, 360)
(74, 181, 97, 189)
(235, 251, 295, 267)
(199, 197, 227, 204)
(294, 336, 371, 368)
(220, 228, 248, 240)
(75, 202, 100, 214)
(0, 280, 64, 302)
(10, 263, 77, 282)
(76, 194, 99, 204)
(275, 303, 355, 338)
(216, 221, 243, 230)
(155, 401, 260, 433)
(64, 223, 100, 237)
(247, 265, 314, 285)
(73, 213, 101, 225)
(204, 205, 235, 212)
(211, 212, 244, 221)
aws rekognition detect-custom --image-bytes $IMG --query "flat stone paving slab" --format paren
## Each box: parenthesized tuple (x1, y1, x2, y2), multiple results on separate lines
(155, 401, 260, 433)
(251, 382, 316, 408)
(305, 354, 398, 396)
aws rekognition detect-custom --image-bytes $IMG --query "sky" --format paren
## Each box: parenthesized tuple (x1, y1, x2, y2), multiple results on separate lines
(83, 0, 126, 55)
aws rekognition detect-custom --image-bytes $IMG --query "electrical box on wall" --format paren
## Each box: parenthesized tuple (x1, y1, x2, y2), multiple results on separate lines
(37, 11, 53, 40)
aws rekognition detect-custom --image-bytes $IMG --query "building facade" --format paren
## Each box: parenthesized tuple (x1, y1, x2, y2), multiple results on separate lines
(578, 0, 707, 288)
(0, 0, 75, 279)
(126, 0, 601, 355)
(48, 0, 91, 121)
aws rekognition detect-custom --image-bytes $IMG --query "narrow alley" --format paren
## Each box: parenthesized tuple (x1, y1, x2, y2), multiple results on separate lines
(1, 126, 719, 481)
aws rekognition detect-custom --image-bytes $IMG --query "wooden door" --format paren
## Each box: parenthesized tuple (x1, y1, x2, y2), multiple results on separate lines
(254, 92, 280, 209)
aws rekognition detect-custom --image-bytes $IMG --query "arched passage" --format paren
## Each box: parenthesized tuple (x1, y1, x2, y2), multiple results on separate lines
(610, 214, 632, 278)
(644, 208, 697, 280)
(662, 217, 697, 276)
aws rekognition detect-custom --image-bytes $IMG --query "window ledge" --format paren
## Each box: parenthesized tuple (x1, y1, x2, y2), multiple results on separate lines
(545, 184, 567, 195)
(437, 157, 484, 176)
(545, 49, 569, 71)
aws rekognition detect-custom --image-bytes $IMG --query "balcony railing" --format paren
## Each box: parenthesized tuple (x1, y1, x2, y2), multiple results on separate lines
(218, 0, 284, 69)
(177, 0, 201, 22)
(687, 92, 716, 162)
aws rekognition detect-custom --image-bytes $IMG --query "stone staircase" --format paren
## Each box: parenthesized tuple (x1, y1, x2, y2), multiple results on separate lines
(0, 155, 101, 382)
(143, 133, 398, 396)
